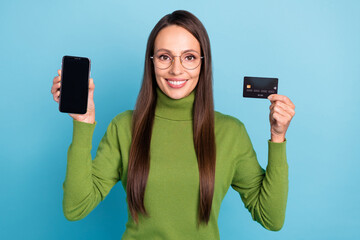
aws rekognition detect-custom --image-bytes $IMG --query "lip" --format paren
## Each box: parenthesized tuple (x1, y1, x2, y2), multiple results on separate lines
(165, 78, 188, 89)
(166, 78, 188, 81)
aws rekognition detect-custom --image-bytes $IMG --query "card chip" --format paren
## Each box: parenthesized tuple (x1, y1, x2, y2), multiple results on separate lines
(247, 84, 251, 89)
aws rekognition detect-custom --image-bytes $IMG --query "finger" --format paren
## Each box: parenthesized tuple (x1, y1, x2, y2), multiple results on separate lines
(51, 82, 61, 94)
(271, 112, 283, 124)
(53, 75, 61, 84)
(271, 104, 293, 123)
(89, 78, 95, 90)
(278, 101, 295, 117)
(273, 106, 292, 120)
(271, 111, 290, 126)
(268, 94, 295, 109)
(89, 78, 95, 93)
(270, 100, 295, 117)
(88, 79, 95, 100)
(271, 102, 292, 118)
(53, 90, 60, 102)
(58, 69, 61, 76)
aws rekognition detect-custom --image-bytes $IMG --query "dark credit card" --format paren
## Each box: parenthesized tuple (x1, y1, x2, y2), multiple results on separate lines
(243, 76, 278, 99)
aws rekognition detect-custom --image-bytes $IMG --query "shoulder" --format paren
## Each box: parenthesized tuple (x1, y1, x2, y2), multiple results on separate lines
(113, 110, 133, 121)
(214, 111, 253, 155)
(111, 110, 134, 127)
(214, 110, 245, 130)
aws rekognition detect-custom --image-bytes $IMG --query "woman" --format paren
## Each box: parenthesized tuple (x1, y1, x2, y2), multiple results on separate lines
(51, 10, 295, 239)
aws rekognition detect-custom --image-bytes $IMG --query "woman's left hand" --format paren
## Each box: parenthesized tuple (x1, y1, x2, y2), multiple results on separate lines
(267, 94, 295, 142)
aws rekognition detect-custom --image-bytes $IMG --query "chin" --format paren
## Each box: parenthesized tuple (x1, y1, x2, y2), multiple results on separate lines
(165, 90, 187, 100)
(157, 78, 196, 99)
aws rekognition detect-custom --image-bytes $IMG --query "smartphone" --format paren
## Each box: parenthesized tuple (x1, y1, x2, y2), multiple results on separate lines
(59, 55, 91, 114)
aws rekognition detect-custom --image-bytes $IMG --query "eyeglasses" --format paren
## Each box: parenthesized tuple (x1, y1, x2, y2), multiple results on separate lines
(150, 51, 204, 70)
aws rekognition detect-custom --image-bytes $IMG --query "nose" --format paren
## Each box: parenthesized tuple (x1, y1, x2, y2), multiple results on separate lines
(169, 56, 183, 75)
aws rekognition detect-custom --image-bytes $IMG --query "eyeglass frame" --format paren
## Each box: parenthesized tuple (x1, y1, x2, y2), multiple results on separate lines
(150, 51, 204, 70)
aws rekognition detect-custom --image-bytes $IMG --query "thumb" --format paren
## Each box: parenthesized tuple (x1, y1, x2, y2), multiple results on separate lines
(89, 88, 94, 98)
(89, 78, 95, 90)
(88, 78, 94, 99)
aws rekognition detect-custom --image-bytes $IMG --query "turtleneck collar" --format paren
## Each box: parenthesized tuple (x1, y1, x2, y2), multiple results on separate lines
(154, 86, 195, 121)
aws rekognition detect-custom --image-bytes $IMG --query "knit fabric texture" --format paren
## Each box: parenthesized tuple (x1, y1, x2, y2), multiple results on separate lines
(62, 86, 288, 239)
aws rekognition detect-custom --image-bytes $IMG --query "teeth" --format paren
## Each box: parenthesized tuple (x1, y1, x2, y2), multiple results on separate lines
(168, 80, 186, 85)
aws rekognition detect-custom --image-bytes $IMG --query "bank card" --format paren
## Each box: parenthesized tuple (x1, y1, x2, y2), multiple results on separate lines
(243, 76, 278, 99)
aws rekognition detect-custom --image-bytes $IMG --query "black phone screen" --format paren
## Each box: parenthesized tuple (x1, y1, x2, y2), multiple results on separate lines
(59, 55, 90, 114)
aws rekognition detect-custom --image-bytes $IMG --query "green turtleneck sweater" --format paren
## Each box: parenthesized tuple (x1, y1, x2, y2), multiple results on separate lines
(62, 87, 288, 239)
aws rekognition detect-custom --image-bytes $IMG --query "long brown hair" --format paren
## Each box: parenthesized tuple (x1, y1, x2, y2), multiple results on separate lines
(127, 10, 216, 226)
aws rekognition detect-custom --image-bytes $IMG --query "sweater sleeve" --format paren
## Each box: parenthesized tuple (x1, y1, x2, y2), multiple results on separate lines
(62, 119, 122, 221)
(230, 122, 288, 231)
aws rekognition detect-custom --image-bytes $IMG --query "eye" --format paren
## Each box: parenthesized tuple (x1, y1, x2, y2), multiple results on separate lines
(158, 54, 171, 61)
(184, 54, 196, 61)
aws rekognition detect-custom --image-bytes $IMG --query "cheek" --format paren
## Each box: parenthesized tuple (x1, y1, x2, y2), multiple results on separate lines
(154, 68, 169, 78)
(154, 68, 160, 78)
(190, 68, 201, 83)
(154, 69, 163, 83)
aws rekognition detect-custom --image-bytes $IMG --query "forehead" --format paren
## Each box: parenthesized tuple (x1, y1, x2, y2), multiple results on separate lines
(154, 25, 201, 54)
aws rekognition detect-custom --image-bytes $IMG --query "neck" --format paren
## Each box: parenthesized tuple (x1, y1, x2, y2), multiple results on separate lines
(154, 87, 195, 121)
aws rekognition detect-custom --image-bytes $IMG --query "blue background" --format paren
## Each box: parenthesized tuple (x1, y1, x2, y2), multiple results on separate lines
(1, 0, 359, 239)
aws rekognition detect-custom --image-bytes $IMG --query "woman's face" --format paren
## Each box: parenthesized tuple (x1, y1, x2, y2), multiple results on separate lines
(153, 25, 202, 99)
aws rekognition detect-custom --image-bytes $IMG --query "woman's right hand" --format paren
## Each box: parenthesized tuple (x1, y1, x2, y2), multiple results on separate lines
(51, 69, 96, 124)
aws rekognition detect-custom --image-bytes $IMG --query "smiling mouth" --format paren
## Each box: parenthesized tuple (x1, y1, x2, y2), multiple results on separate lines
(166, 79, 188, 84)
(165, 78, 188, 88)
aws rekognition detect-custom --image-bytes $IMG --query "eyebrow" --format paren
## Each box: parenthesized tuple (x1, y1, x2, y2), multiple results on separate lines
(154, 48, 200, 54)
